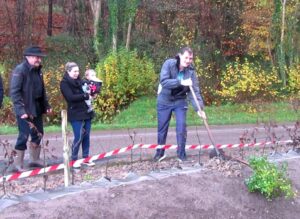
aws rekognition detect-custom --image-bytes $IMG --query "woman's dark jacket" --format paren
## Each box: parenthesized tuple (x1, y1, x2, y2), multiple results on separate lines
(10, 59, 50, 117)
(60, 72, 93, 121)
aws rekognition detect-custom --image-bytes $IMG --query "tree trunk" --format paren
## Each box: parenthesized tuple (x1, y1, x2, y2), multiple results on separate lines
(89, 0, 101, 37)
(47, 0, 53, 36)
(279, 0, 287, 86)
(108, 0, 118, 52)
(266, 34, 274, 67)
(16, 0, 25, 47)
(112, 33, 117, 52)
(65, 0, 79, 36)
(4, 0, 21, 59)
(125, 18, 132, 50)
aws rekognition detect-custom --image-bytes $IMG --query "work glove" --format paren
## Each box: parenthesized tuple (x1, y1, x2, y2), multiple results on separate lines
(197, 110, 207, 120)
(180, 78, 193, 86)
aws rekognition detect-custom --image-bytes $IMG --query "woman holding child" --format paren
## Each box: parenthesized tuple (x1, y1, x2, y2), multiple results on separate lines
(60, 62, 100, 167)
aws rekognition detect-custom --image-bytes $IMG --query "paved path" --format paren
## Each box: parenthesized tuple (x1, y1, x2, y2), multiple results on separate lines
(0, 123, 293, 162)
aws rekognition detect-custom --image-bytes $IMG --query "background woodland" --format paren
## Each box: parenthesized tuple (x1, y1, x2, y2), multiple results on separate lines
(0, 0, 299, 124)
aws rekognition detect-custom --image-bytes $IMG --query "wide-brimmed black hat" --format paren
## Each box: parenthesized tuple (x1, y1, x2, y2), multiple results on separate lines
(23, 46, 46, 57)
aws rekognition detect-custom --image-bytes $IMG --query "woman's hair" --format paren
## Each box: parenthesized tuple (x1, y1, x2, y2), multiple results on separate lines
(65, 62, 78, 72)
(175, 47, 193, 69)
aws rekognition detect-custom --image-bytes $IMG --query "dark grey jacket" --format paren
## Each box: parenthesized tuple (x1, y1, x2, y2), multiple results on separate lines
(10, 60, 50, 117)
(157, 58, 204, 111)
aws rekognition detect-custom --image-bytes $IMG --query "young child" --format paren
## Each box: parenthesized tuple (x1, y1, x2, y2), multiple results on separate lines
(82, 69, 102, 112)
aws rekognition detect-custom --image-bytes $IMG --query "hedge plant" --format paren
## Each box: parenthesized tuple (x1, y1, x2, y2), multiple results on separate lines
(245, 156, 295, 200)
(217, 58, 281, 103)
(94, 48, 157, 122)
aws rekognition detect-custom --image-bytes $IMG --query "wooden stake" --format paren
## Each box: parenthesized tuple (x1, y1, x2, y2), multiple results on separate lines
(61, 110, 71, 187)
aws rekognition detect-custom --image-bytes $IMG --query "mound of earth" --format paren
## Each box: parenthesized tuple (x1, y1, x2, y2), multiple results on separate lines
(1, 155, 299, 219)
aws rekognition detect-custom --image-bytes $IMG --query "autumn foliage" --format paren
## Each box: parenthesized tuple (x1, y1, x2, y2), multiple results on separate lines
(0, 0, 299, 124)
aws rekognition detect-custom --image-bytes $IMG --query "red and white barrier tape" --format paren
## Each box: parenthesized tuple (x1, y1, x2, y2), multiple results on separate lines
(0, 139, 293, 182)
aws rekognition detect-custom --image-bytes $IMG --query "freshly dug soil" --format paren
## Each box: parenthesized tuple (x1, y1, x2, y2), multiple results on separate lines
(1, 154, 299, 219)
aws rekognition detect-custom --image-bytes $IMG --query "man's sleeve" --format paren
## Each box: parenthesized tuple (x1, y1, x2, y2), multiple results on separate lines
(160, 60, 181, 89)
(10, 70, 26, 116)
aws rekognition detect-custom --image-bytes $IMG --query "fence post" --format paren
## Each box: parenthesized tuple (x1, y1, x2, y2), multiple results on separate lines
(61, 110, 71, 187)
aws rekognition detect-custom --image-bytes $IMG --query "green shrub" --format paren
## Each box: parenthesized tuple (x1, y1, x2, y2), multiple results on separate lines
(0, 63, 15, 125)
(217, 58, 281, 103)
(0, 63, 4, 74)
(0, 62, 11, 95)
(245, 156, 295, 200)
(43, 66, 66, 124)
(94, 48, 157, 122)
(0, 96, 15, 125)
(287, 64, 300, 95)
(194, 56, 220, 105)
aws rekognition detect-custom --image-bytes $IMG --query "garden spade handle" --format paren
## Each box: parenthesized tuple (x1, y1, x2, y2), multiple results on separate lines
(189, 85, 221, 157)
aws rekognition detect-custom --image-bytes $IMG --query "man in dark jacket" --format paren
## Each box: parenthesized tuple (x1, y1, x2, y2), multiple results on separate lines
(10, 46, 52, 172)
(154, 47, 206, 162)
(0, 74, 3, 108)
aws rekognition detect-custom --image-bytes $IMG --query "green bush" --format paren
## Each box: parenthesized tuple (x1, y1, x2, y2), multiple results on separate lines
(245, 156, 295, 200)
(287, 64, 300, 95)
(43, 66, 66, 124)
(0, 96, 15, 125)
(0, 62, 11, 96)
(217, 58, 281, 103)
(194, 56, 220, 105)
(0, 63, 15, 125)
(94, 48, 157, 122)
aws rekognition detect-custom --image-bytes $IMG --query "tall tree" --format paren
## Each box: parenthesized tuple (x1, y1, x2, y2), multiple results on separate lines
(47, 0, 53, 36)
(89, 0, 101, 37)
(108, 0, 118, 51)
(279, 0, 287, 86)
(125, 0, 140, 50)
(241, 0, 274, 60)
(16, 0, 25, 49)
(273, 0, 287, 86)
(64, 0, 79, 36)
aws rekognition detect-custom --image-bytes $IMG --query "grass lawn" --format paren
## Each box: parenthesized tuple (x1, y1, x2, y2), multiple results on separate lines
(0, 96, 299, 135)
(104, 96, 299, 129)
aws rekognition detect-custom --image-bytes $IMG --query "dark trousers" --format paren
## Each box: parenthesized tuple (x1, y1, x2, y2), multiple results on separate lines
(156, 102, 188, 160)
(70, 119, 92, 161)
(15, 115, 44, 150)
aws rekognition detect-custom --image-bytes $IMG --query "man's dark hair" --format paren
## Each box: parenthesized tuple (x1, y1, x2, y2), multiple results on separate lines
(179, 47, 193, 55)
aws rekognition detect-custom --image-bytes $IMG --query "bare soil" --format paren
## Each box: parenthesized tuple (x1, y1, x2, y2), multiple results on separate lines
(1, 152, 300, 219)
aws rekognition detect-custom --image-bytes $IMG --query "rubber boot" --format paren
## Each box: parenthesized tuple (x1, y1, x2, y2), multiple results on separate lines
(13, 150, 26, 172)
(28, 142, 45, 168)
